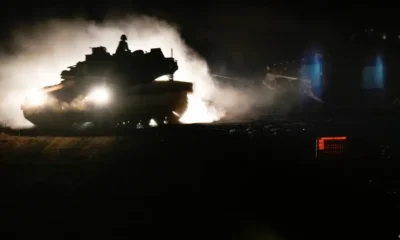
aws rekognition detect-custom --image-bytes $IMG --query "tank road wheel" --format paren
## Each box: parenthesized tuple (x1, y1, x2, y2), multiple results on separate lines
(141, 118, 157, 128)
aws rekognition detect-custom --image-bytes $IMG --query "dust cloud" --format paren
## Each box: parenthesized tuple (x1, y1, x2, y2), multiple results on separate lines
(0, 15, 276, 128)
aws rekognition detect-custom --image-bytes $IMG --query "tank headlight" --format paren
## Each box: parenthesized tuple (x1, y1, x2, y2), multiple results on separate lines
(86, 87, 110, 104)
(24, 90, 47, 106)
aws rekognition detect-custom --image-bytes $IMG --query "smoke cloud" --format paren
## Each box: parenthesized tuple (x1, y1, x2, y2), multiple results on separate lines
(0, 15, 277, 128)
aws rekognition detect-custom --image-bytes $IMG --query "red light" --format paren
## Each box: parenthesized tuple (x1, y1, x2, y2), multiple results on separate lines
(317, 136, 347, 150)
(316, 136, 347, 158)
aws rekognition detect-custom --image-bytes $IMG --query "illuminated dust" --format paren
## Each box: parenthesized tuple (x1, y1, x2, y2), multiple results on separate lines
(0, 15, 277, 128)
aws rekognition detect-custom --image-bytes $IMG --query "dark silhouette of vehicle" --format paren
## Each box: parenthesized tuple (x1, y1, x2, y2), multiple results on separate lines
(21, 42, 192, 128)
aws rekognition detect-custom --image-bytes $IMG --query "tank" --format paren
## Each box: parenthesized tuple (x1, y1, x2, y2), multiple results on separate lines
(21, 46, 193, 128)
(263, 70, 324, 115)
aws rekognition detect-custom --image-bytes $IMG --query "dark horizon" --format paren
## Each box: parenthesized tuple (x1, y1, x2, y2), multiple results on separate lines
(0, 4, 397, 79)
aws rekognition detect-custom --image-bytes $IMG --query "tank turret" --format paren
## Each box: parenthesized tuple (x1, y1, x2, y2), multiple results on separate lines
(59, 46, 178, 85)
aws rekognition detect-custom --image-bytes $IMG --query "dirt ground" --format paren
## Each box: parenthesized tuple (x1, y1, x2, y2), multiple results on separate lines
(0, 125, 397, 239)
(0, 133, 115, 162)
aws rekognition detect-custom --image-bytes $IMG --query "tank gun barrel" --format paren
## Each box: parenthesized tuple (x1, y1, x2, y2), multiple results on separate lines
(43, 84, 63, 92)
(42, 80, 74, 93)
(267, 73, 299, 81)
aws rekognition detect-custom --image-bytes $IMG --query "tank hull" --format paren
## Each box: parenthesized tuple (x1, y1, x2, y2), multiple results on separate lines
(22, 81, 192, 128)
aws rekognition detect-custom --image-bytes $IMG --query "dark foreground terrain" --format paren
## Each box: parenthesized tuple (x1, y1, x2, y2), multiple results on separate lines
(0, 121, 399, 239)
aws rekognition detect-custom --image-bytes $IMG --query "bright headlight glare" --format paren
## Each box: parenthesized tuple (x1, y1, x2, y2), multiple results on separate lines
(25, 90, 47, 106)
(86, 87, 110, 104)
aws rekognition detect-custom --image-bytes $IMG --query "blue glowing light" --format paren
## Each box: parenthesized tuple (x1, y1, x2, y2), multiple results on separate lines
(300, 54, 323, 98)
(362, 56, 384, 89)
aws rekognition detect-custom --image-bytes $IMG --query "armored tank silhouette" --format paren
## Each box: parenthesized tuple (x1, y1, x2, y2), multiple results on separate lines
(263, 70, 323, 114)
(21, 45, 193, 128)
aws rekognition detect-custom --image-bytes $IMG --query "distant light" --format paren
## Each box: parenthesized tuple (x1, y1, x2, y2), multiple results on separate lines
(382, 33, 387, 40)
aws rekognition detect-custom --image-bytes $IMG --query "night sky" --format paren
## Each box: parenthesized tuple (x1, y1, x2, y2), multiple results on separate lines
(0, 3, 398, 79)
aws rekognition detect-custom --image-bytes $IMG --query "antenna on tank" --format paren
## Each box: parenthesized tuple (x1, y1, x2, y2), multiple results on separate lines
(169, 48, 174, 81)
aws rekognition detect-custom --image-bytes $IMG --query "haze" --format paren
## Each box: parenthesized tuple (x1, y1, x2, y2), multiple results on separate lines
(0, 15, 276, 128)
